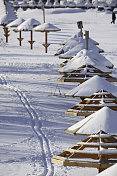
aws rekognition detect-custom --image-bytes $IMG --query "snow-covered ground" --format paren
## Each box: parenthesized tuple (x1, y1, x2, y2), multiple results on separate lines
(0, 6, 117, 176)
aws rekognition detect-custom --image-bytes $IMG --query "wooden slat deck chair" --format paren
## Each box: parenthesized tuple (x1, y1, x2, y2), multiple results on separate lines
(51, 130, 117, 173)
(57, 65, 117, 83)
(66, 89, 117, 117)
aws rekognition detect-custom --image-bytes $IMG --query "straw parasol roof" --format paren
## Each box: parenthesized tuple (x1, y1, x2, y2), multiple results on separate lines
(0, 13, 17, 26)
(58, 49, 113, 74)
(64, 107, 117, 136)
(52, 130, 117, 172)
(16, 18, 41, 31)
(33, 23, 61, 53)
(57, 37, 104, 59)
(33, 23, 61, 32)
(66, 89, 117, 116)
(57, 64, 117, 83)
(6, 18, 25, 28)
(65, 75, 117, 99)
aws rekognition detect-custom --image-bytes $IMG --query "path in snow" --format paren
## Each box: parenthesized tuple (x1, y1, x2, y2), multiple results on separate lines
(0, 76, 54, 176)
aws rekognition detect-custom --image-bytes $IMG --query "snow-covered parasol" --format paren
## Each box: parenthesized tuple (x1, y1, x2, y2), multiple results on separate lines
(66, 89, 117, 117)
(6, 18, 25, 46)
(15, 18, 41, 49)
(32, 23, 61, 53)
(65, 75, 117, 99)
(52, 130, 117, 173)
(64, 107, 117, 136)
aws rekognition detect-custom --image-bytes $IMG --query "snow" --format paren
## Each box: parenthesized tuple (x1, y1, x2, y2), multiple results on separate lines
(58, 49, 112, 73)
(33, 23, 61, 32)
(96, 163, 117, 176)
(7, 18, 25, 28)
(66, 107, 117, 135)
(0, 4, 117, 176)
(16, 18, 41, 31)
(65, 75, 117, 97)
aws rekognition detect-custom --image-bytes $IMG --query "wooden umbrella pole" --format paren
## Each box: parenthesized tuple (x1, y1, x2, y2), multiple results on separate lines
(45, 31, 47, 53)
(17, 31, 24, 46)
(19, 31, 21, 46)
(31, 30, 33, 49)
(28, 30, 35, 50)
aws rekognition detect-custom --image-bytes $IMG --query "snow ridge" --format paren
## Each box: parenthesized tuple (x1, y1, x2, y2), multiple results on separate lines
(0, 76, 54, 176)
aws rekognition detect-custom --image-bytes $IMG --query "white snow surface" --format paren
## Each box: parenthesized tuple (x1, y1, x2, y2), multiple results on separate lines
(65, 75, 117, 97)
(96, 163, 117, 176)
(0, 6, 117, 176)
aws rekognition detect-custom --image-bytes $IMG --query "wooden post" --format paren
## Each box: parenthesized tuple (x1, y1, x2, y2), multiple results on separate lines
(41, 5, 45, 23)
(42, 32, 50, 53)
(17, 31, 24, 46)
(4, 26, 10, 43)
(28, 30, 35, 50)
(45, 31, 47, 53)
(84, 30, 89, 50)
(98, 166, 106, 173)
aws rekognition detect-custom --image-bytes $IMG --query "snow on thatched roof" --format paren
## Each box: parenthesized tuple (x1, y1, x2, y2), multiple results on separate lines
(16, 18, 41, 31)
(96, 163, 117, 176)
(7, 18, 25, 28)
(58, 49, 112, 73)
(65, 75, 117, 97)
(33, 23, 61, 32)
(56, 32, 101, 56)
(65, 107, 117, 136)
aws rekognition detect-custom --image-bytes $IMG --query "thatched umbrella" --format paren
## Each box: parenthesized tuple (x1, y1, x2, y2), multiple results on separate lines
(66, 89, 117, 117)
(15, 18, 41, 49)
(33, 23, 61, 53)
(0, 12, 17, 43)
(64, 107, 117, 136)
(6, 18, 25, 46)
(65, 75, 117, 100)
(57, 65, 117, 83)
(58, 49, 113, 74)
(52, 130, 117, 173)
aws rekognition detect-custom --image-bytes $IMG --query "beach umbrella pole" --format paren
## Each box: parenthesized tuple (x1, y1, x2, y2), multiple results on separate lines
(28, 30, 35, 50)
(84, 30, 89, 50)
(17, 31, 24, 46)
(42, 32, 50, 53)
(3, 26, 10, 43)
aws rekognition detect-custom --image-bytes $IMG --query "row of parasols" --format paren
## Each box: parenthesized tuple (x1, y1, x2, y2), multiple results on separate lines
(1, 17, 61, 53)
(51, 26, 117, 175)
